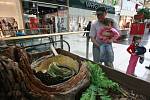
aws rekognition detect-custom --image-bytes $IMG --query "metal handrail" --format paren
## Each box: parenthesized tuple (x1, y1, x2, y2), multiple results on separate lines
(22, 39, 70, 52)
(3, 31, 89, 41)
(0, 28, 57, 31)
(2, 31, 87, 54)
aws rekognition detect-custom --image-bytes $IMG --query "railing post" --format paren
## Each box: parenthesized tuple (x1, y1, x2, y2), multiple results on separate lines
(60, 35, 63, 49)
(86, 32, 90, 59)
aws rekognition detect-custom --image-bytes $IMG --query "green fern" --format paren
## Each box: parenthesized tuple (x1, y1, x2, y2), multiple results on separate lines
(80, 61, 122, 100)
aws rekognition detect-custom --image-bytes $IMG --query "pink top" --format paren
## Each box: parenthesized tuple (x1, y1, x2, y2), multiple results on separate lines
(97, 27, 120, 43)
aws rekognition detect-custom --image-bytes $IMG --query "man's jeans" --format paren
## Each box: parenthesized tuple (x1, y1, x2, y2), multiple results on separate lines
(99, 43, 114, 63)
(92, 44, 114, 68)
(93, 44, 100, 63)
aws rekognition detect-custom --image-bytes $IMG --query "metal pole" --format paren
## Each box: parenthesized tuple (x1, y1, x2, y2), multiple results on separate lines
(60, 35, 63, 49)
(86, 33, 89, 59)
(67, 0, 70, 31)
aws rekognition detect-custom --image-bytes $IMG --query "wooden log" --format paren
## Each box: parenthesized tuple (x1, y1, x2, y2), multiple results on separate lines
(0, 46, 90, 100)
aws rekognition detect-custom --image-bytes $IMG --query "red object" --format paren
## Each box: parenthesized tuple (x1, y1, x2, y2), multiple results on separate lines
(130, 23, 145, 35)
(134, 14, 144, 20)
(127, 43, 136, 54)
(29, 17, 38, 30)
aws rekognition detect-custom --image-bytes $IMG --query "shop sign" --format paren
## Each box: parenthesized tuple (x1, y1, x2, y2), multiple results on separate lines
(69, 0, 115, 14)
(85, 1, 100, 9)
(134, 14, 144, 20)
(85, 1, 115, 14)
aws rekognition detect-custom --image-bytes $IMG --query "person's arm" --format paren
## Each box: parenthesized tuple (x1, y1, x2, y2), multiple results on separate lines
(127, 44, 134, 54)
(111, 28, 120, 42)
(91, 37, 99, 47)
(112, 19, 121, 35)
(89, 21, 99, 47)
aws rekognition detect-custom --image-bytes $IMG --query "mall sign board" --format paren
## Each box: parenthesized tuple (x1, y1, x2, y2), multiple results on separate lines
(69, 0, 115, 14)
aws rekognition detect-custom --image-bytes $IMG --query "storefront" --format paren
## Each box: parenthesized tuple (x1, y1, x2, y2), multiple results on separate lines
(119, 16, 133, 29)
(69, 0, 116, 32)
(119, 0, 139, 29)
(22, 0, 68, 34)
(0, 0, 24, 37)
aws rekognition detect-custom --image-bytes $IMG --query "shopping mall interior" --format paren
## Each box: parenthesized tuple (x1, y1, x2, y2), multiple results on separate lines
(0, 0, 150, 99)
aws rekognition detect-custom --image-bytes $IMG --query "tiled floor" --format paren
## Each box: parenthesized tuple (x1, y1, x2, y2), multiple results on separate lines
(62, 31, 150, 82)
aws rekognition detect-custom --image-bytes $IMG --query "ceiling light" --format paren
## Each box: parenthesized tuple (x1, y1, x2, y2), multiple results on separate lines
(0, 2, 14, 5)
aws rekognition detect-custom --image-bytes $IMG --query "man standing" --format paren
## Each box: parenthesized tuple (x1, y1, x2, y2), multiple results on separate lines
(89, 7, 120, 68)
(89, 7, 107, 63)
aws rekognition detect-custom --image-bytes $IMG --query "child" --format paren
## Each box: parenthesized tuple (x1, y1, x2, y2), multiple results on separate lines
(126, 35, 143, 76)
(97, 18, 120, 68)
(98, 18, 120, 44)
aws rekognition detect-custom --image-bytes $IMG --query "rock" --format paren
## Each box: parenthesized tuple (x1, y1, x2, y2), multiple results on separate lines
(120, 98, 127, 100)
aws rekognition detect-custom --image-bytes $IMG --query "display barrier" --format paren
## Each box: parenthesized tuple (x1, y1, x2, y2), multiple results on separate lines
(55, 48, 150, 98)
(30, 48, 150, 99)
(3, 31, 88, 41)
(3, 31, 88, 57)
